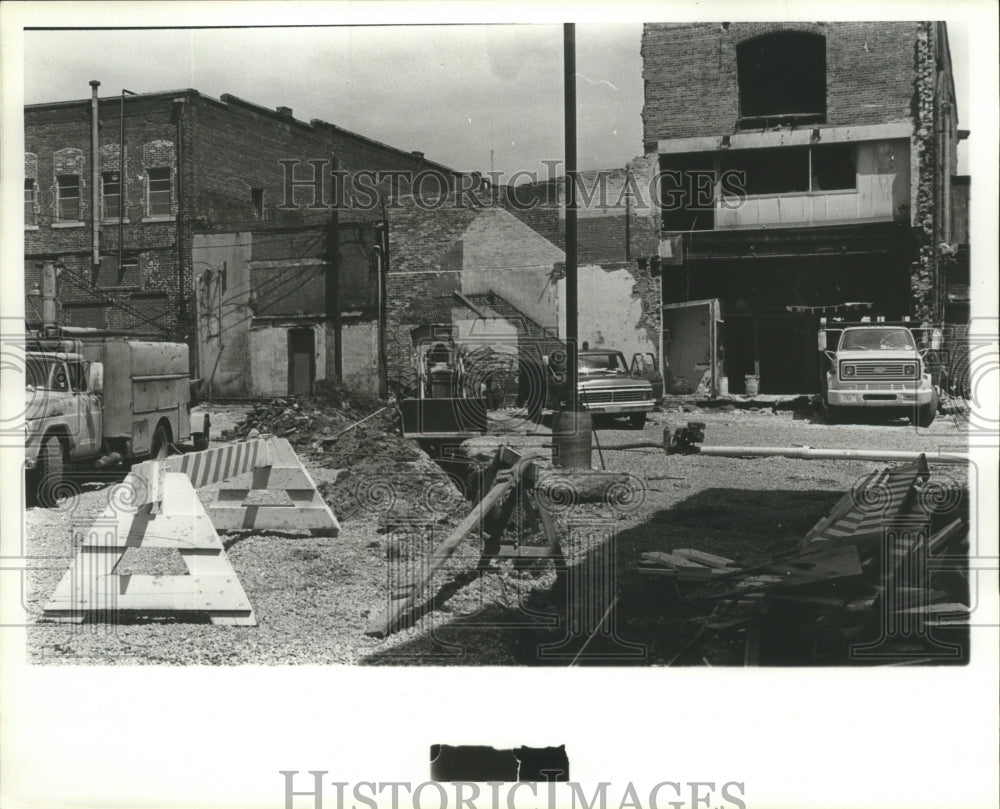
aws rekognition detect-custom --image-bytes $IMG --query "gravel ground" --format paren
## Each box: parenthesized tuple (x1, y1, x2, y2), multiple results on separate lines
(23, 402, 972, 666)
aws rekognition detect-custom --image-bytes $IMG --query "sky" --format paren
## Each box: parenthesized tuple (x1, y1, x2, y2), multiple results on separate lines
(22, 20, 973, 178)
(24, 24, 644, 180)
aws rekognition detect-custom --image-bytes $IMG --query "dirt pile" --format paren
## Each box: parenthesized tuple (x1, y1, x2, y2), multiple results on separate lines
(228, 381, 464, 522)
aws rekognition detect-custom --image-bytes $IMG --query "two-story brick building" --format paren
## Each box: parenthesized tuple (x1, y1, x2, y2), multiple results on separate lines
(24, 84, 458, 391)
(633, 22, 969, 394)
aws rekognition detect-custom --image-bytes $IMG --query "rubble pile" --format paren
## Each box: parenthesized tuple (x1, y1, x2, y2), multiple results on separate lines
(228, 381, 465, 522)
(640, 456, 970, 665)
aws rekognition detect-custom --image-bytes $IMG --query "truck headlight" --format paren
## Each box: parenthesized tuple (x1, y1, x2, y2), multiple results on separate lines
(843, 366, 855, 377)
(904, 364, 915, 375)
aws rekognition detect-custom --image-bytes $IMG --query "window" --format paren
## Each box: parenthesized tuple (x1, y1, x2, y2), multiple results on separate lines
(721, 145, 856, 197)
(811, 144, 856, 191)
(102, 171, 122, 219)
(56, 175, 81, 221)
(147, 167, 172, 217)
(736, 32, 826, 126)
(25, 179, 36, 226)
(251, 187, 265, 219)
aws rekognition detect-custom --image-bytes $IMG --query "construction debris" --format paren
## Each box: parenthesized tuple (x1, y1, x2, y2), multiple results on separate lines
(640, 455, 970, 665)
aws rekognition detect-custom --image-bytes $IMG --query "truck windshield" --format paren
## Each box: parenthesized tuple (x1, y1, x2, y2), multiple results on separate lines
(840, 329, 915, 351)
(579, 353, 626, 374)
(25, 358, 65, 390)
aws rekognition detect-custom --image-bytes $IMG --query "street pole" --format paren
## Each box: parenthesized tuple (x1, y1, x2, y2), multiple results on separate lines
(564, 23, 578, 412)
(552, 22, 593, 469)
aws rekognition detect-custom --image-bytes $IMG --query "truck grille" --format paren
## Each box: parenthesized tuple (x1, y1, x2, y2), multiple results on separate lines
(840, 361, 918, 381)
(580, 388, 650, 405)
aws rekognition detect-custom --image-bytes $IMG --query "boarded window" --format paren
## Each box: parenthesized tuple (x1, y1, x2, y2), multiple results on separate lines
(25, 179, 36, 226)
(251, 187, 265, 219)
(147, 167, 172, 216)
(57, 175, 81, 221)
(102, 171, 122, 219)
(737, 32, 826, 126)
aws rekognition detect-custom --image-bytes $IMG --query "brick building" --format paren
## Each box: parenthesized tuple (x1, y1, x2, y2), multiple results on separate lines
(384, 187, 661, 397)
(23, 85, 458, 381)
(634, 22, 969, 394)
(191, 215, 384, 398)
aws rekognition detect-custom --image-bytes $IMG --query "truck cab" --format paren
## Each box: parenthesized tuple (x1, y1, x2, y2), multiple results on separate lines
(819, 322, 938, 427)
(545, 348, 658, 428)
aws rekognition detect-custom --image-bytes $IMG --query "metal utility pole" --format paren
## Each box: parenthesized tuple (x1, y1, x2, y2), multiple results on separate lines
(89, 81, 101, 276)
(564, 23, 578, 411)
(552, 22, 593, 469)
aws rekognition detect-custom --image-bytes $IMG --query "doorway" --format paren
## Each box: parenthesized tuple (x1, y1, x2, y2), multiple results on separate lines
(287, 328, 315, 395)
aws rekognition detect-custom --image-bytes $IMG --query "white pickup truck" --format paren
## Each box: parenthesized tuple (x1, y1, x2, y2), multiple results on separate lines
(819, 322, 938, 427)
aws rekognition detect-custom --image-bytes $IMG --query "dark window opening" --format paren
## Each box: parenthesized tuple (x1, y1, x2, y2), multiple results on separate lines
(102, 171, 122, 219)
(722, 147, 810, 196)
(811, 144, 856, 190)
(147, 167, 172, 216)
(720, 145, 855, 197)
(659, 153, 716, 231)
(57, 175, 81, 221)
(25, 179, 36, 226)
(737, 32, 826, 126)
(251, 187, 265, 219)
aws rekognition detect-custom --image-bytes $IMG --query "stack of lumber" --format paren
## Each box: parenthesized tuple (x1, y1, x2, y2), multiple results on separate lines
(640, 455, 970, 664)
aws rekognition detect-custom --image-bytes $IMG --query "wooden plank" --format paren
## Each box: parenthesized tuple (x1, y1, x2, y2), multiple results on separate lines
(365, 457, 527, 638)
(44, 574, 253, 612)
(207, 505, 340, 531)
(641, 551, 709, 568)
(672, 549, 739, 569)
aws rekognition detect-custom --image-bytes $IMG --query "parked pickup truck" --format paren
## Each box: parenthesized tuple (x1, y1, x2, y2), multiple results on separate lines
(819, 322, 938, 427)
(544, 348, 661, 428)
(24, 333, 207, 505)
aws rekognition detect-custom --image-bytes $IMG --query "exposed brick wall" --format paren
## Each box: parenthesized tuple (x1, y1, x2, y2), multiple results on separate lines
(384, 198, 480, 390)
(642, 22, 922, 143)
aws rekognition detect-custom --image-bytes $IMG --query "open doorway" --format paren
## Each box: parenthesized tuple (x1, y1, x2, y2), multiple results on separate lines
(287, 327, 315, 395)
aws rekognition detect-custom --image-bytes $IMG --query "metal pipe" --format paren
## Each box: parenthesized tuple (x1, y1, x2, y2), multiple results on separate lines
(40, 261, 58, 328)
(563, 22, 578, 410)
(119, 89, 137, 273)
(89, 81, 101, 275)
(694, 446, 969, 464)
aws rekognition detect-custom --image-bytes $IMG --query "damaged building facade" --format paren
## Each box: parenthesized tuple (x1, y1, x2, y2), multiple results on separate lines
(637, 22, 969, 394)
(383, 182, 661, 399)
(24, 86, 456, 395)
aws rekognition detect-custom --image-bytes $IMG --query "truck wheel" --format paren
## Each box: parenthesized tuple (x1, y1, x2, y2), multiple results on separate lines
(629, 412, 647, 429)
(151, 424, 171, 460)
(36, 434, 65, 508)
(915, 392, 938, 428)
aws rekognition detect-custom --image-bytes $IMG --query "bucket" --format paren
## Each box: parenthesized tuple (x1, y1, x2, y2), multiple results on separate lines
(551, 408, 593, 469)
(744, 375, 760, 397)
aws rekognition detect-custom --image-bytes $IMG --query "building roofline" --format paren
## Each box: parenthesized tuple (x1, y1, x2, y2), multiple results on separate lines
(26, 87, 460, 175)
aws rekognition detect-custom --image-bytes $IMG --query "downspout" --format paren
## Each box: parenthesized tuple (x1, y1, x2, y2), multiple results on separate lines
(377, 200, 390, 397)
(89, 81, 101, 276)
(172, 97, 194, 373)
(118, 89, 136, 272)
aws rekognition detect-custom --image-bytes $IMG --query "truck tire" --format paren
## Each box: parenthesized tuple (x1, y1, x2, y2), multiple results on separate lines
(915, 391, 938, 428)
(35, 434, 65, 508)
(629, 412, 647, 429)
(150, 424, 171, 460)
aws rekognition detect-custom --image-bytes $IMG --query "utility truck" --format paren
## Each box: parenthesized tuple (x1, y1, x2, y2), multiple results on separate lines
(24, 261, 205, 505)
(818, 318, 940, 427)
